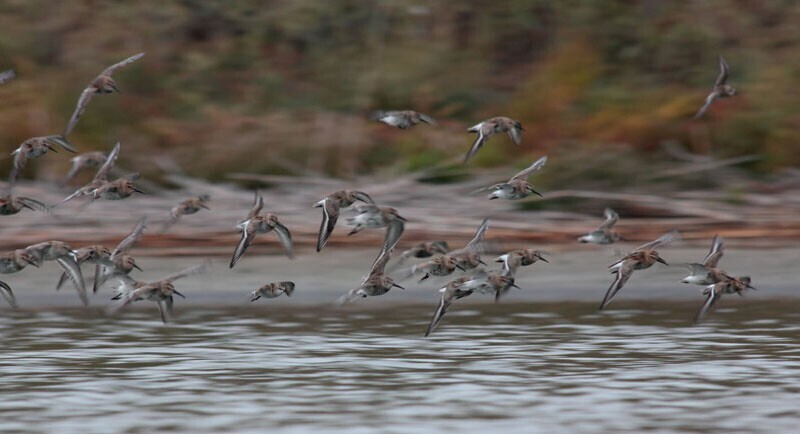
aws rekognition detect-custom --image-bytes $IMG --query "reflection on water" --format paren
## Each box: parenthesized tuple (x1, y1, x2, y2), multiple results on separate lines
(1, 301, 800, 434)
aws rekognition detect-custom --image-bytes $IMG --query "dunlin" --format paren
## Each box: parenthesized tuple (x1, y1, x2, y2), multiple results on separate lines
(111, 260, 210, 323)
(314, 190, 374, 251)
(249, 281, 295, 301)
(485, 156, 547, 200)
(372, 110, 436, 129)
(401, 241, 449, 259)
(346, 204, 406, 256)
(9, 135, 75, 183)
(161, 194, 211, 232)
(94, 217, 146, 293)
(409, 218, 488, 282)
(425, 275, 473, 337)
(55, 244, 112, 293)
(91, 173, 144, 201)
(230, 191, 294, 268)
(460, 269, 519, 303)
(599, 230, 679, 310)
(61, 142, 120, 205)
(0, 249, 39, 308)
(0, 69, 14, 84)
(680, 235, 727, 286)
(496, 249, 548, 275)
(336, 249, 403, 305)
(62, 151, 107, 185)
(694, 55, 736, 119)
(64, 52, 145, 137)
(464, 116, 524, 163)
(694, 274, 757, 322)
(578, 208, 621, 244)
(0, 184, 49, 216)
(25, 241, 87, 306)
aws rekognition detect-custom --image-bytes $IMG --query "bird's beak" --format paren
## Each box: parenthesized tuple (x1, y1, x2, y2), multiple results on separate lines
(250, 293, 261, 302)
(456, 264, 466, 271)
(656, 257, 669, 266)
(132, 263, 143, 271)
(479, 259, 487, 266)
(173, 289, 186, 299)
(133, 187, 145, 194)
(200, 204, 211, 210)
(24, 257, 39, 267)
(531, 189, 543, 197)
(539, 257, 549, 263)
(392, 283, 405, 290)
(511, 283, 521, 289)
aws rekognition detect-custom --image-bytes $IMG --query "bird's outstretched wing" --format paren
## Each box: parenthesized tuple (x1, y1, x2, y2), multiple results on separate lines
(510, 156, 547, 181)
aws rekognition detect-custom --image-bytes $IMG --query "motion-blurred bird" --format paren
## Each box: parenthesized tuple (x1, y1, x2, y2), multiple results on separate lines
(0, 183, 49, 216)
(64, 52, 145, 137)
(346, 204, 406, 257)
(599, 231, 679, 310)
(0, 69, 15, 84)
(61, 151, 107, 186)
(94, 217, 146, 293)
(249, 281, 295, 301)
(230, 191, 294, 268)
(694, 274, 757, 322)
(496, 249, 548, 275)
(0, 249, 39, 308)
(61, 142, 120, 205)
(314, 190, 374, 252)
(161, 194, 211, 232)
(25, 241, 87, 306)
(484, 156, 547, 200)
(464, 116, 524, 163)
(425, 275, 473, 337)
(336, 249, 403, 305)
(578, 208, 621, 245)
(680, 235, 727, 286)
(694, 55, 736, 120)
(9, 135, 75, 183)
(372, 110, 436, 129)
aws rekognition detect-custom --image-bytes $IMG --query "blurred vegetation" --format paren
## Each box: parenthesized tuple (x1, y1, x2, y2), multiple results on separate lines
(0, 0, 799, 187)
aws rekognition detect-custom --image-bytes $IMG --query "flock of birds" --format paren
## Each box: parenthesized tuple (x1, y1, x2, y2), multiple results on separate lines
(0, 53, 756, 335)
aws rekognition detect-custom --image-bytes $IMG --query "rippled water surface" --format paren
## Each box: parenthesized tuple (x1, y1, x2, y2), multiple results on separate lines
(2, 301, 800, 433)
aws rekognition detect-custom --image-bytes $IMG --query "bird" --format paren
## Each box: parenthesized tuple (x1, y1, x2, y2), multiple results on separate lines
(63, 52, 145, 137)
(161, 194, 211, 232)
(336, 248, 403, 305)
(694, 55, 736, 120)
(578, 208, 621, 245)
(230, 191, 294, 268)
(313, 190, 374, 251)
(9, 135, 76, 183)
(0, 249, 39, 308)
(464, 116, 524, 163)
(25, 241, 87, 306)
(0, 183, 49, 216)
(110, 260, 211, 323)
(680, 235, 728, 286)
(495, 249, 548, 275)
(372, 110, 436, 129)
(54, 245, 112, 294)
(90, 173, 144, 201)
(61, 142, 120, 205)
(484, 156, 547, 200)
(400, 241, 449, 259)
(694, 274, 757, 322)
(0, 69, 15, 84)
(408, 218, 488, 282)
(61, 151, 108, 186)
(458, 269, 519, 303)
(425, 275, 474, 337)
(346, 204, 406, 257)
(249, 281, 296, 301)
(599, 231, 679, 310)
(93, 217, 147, 293)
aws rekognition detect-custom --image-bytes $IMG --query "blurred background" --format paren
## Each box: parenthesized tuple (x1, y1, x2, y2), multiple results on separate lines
(1, 0, 800, 246)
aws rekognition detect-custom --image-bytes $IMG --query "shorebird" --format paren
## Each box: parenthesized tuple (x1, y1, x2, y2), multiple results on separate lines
(336, 249, 403, 305)
(694, 55, 736, 119)
(372, 110, 436, 129)
(0, 249, 39, 308)
(599, 231, 679, 310)
(249, 281, 295, 301)
(61, 151, 107, 185)
(314, 190, 374, 251)
(230, 191, 294, 268)
(425, 275, 473, 337)
(61, 142, 120, 205)
(578, 208, 621, 245)
(459, 269, 519, 303)
(401, 241, 449, 259)
(484, 156, 547, 200)
(0, 69, 15, 84)
(464, 116, 524, 163)
(111, 260, 210, 323)
(408, 218, 488, 282)
(161, 194, 211, 232)
(9, 135, 75, 183)
(25, 241, 87, 306)
(694, 275, 757, 322)
(64, 52, 145, 137)
(90, 173, 144, 201)
(680, 235, 727, 286)
(346, 204, 406, 256)
(94, 217, 146, 293)
(0, 183, 49, 216)
(496, 249, 548, 275)
(54, 245, 112, 293)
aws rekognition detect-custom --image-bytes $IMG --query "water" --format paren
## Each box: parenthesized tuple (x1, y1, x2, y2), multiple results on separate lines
(2, 301, 799, 433)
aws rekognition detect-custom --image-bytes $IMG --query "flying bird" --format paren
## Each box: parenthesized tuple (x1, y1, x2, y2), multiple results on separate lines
(9, 135, 75, 183)
(61, 142, 120, 205)
(230, 191, 294, 268)
(336, 249, 403, 305)
(161, 194, 211, 232)
(694, 274, 757, 322)
(314, 190, 374, 252)
(578, 208, 621, 245)
(372, 110, 436, 129)
(694, 55, 736, 119)
(464, 116, 524, 163)
(0, 249, 39, 308)
(484, 156, 547, 200)
(346, 204, 406, 257)
(0, 69, 15, 84)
